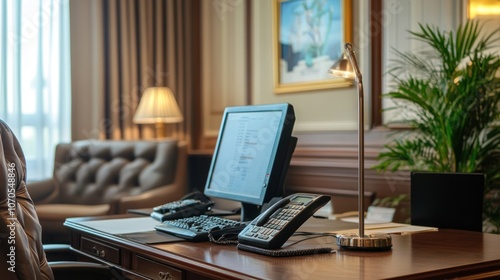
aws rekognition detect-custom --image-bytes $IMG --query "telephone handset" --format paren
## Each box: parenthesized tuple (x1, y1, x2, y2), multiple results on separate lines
(151, 190, 215, 222)
(238, 193, 330, 250)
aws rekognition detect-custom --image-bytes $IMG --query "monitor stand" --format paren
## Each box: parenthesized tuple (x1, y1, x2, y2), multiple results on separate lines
(240, 203, 262, 222)
(240, 197, 286, 222)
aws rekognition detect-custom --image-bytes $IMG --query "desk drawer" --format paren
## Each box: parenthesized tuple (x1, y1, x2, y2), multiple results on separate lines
(135, 255, 183, 280)
(81, 237, 120, 264)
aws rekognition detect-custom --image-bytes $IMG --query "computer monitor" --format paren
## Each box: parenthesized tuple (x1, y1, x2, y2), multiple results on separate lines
(204, 103, 296, 221)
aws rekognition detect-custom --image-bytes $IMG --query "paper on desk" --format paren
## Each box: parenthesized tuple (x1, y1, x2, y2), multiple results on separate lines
(340, 217, 392, 224)
(78, 217, 161, 235)
(339, 206, 396, 224)
(335, 222, 438, 235)
(376, 224, 438, 235)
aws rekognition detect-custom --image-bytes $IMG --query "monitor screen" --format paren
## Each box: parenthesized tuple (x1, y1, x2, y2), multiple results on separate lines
(204, 103, 296, 221)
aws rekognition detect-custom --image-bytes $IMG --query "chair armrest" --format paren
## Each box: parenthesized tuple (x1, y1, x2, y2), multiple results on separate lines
(47, 243, 115, 280)
(110, 183, 187, 214)
(27, 179, 58, 204)
(49, 261, 116, 280)
(43, 244, 76, 262)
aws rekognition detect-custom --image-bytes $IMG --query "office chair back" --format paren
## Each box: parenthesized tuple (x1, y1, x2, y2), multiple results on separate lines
(0, 120, 54, 279)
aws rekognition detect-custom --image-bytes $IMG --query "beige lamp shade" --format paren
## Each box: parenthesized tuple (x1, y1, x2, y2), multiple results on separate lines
(133, 87, 183, 124)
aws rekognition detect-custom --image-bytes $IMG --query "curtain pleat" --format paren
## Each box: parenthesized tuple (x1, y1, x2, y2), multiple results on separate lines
(97, 0, 193, 140)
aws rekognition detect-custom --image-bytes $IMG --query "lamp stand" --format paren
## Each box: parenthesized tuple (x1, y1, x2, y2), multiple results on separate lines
(335, 43, 392, 250)
(155, 122, 165, 139)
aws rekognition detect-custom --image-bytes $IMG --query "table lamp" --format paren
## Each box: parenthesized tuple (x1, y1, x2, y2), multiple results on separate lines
(329, 43, 392, 250)
(133, 87, 183, 138)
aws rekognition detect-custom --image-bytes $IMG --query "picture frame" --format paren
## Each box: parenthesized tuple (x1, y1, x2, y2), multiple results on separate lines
(273, 0, 353, 94)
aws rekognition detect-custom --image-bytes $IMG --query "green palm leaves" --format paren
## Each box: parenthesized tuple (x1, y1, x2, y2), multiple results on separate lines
(374, 20, 500, 232)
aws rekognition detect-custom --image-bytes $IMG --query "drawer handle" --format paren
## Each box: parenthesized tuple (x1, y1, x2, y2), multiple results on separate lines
(91, 246, 106, 258)
(158, 271, 172, 280)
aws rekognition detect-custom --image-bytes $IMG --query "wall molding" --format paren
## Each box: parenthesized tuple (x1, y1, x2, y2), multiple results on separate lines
(190, 129, 411, 216)
(286, 130, 410, 214)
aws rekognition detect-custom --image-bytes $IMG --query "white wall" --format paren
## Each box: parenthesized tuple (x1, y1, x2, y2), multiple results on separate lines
(251, 0, 368, 133)
(201, 0, 370, 137)
(201, 0, 248, 137)
(69, 0, 104, 141)
(200, 0, 480, 137)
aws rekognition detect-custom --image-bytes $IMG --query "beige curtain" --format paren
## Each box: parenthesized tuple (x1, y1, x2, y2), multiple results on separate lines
(70, 0, 196, 141)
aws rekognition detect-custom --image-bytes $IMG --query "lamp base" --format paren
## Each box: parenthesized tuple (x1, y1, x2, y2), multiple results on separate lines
(155, 122, 165, 139)
(336, 233, 392, 251)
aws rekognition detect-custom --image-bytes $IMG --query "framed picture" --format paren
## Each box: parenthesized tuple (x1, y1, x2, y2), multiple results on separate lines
(273, 0, 352, 94)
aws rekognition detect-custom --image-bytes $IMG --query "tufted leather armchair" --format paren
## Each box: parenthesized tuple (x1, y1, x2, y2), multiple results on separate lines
(28, 139, 187, 244)
(0, 120, 116, 279)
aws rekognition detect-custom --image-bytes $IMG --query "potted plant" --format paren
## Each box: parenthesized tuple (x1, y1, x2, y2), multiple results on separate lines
(373, 20, 500, 233)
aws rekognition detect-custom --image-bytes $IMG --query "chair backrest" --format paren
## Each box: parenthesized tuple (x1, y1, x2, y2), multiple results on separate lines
(411, 172, 484, 232)
(0, 120, 54, 279)
(51, 139, 182, 205)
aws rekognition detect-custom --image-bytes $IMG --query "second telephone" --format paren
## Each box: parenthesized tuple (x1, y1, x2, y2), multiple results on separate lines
(238, 193, 330, 250)
(151, 191, 215, 222)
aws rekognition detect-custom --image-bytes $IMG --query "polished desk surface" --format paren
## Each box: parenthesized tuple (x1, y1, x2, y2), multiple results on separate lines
(64, 215, 500, 280)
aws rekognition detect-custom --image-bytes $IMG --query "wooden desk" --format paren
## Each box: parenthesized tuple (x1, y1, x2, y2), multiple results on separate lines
(64, 215, 500, 280)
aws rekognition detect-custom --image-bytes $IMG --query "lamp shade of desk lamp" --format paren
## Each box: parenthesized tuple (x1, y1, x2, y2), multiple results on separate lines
(329, 43, 392, 250)
(133, 87, 183, 138)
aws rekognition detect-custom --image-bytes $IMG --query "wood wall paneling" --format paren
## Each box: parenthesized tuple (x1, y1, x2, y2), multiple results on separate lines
(286, 130, 410, 216)
(188, 130, 411, 220)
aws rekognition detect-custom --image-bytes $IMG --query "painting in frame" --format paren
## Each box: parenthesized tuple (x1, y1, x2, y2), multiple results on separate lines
(273, 0, 352, 94)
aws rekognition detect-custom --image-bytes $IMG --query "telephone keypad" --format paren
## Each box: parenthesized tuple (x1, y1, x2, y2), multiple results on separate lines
(244, 203, 307, 240)
(238, 193, 330, 250)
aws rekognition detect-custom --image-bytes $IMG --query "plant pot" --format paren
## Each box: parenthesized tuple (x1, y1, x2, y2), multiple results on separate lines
(410, 172, 484, 232)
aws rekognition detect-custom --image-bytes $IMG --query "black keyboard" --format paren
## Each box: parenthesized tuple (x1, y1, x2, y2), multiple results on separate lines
(154, 215, 248, 242)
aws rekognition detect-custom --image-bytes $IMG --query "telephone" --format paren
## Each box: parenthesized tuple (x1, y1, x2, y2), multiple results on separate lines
(151, 190, 215, 222)
(238, 193, 330, 250)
